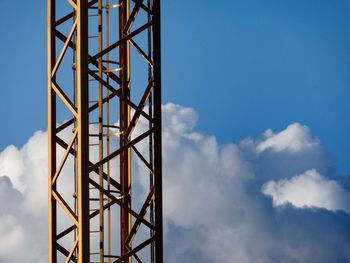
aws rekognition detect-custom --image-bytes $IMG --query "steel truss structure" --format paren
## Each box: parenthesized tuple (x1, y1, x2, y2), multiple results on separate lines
(48, 0, 162, 262)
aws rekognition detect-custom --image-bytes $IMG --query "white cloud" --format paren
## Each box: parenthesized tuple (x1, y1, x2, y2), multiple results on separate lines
(0, 145, 25, 192)
(256, 123, 319, 153)
(0, 103, 350, 263)
(262, 169, 350, 212)
(0, 215, 25, 257)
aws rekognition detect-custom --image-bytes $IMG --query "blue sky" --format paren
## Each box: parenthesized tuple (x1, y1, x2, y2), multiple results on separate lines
(1, 1, 350, 262)
(1, 0, 350, 175)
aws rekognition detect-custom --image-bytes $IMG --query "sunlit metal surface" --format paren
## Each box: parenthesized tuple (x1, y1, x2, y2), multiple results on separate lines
(48, 0, 162, 262)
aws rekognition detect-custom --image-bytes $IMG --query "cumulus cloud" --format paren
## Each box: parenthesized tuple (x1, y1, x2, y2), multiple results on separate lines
(256, 123, 319, 153)
(0, 214, 26, 261)
(262, 169, 350, 213)
(0, 102, 350, 263)
(0, 145, 26, 192)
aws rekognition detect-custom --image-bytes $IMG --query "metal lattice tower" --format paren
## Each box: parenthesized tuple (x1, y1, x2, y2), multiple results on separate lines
(48, 0, 162, 262)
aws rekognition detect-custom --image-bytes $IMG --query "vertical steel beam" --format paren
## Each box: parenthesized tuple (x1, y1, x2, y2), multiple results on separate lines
(105, 1, 112, 261)
(119, 0, 132, 261)
(76, 0, 90, 261)
(97, 0, 105, 262)
(147, 0, 155, 261)
(152, 0, 163, 262)
(47, 0, 57, 262)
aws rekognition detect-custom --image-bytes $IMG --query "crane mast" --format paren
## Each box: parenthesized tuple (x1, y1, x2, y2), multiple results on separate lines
(48, 0, 162, 262)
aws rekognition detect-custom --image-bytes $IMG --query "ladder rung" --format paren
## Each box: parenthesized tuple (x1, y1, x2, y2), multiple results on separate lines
(88, 14, 98, 17)
(103, 124, 120, 129)
(103, 67, 122, 73)
(102, 59, 120, 65)
(89, 4, 121, 9)
(106, 4, 122, 9)
(89, 144, 99, 146)
(104, 255, 120, 258)
(105, 4, 121, 9)
(89, 133, 121, 137)
(90, 198, 109, 201)
(90, 123, 120, 129)
(89, 35, 98, 39)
